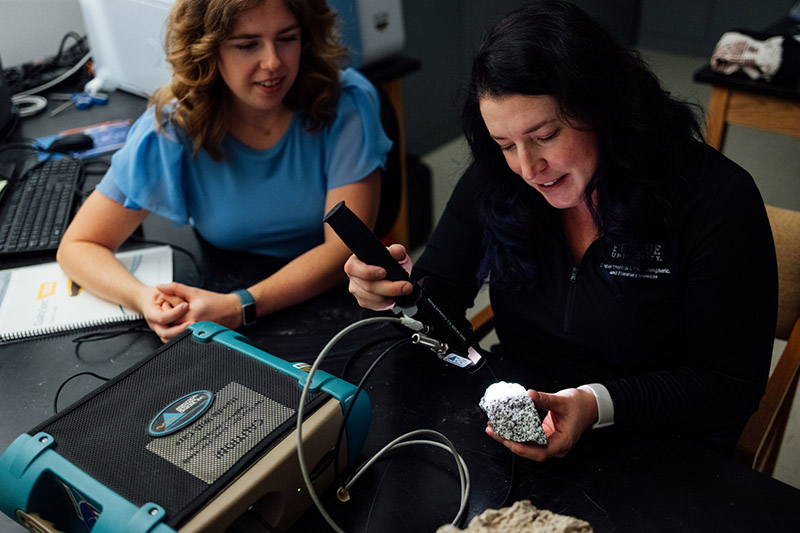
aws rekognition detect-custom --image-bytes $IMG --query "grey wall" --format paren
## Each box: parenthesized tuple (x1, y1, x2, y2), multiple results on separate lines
(637, 0, 796, 56)
(399, 0, 523, 156)
(0, 0, 85, 67)
(400, 0, 796, 156)
(400, 0, 641, 155)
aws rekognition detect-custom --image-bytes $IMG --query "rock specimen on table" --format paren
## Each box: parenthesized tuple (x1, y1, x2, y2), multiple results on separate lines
(479, 381, 547, 445)
(436, 499, 593, 533)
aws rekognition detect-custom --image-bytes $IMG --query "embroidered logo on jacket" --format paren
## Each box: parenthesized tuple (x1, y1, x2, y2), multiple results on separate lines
(603, 243, 671, 280)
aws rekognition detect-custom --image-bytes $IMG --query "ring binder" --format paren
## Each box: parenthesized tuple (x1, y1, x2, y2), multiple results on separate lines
(0, 246, 172, 342)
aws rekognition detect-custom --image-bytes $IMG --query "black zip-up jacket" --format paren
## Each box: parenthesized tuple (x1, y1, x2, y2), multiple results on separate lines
(414, 142, 777, 452)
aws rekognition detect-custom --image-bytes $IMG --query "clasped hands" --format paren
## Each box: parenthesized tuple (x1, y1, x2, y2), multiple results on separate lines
(139, 282, 242, 342)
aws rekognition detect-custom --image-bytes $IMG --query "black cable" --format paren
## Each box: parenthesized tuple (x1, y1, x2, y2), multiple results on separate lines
(81, 159, 111, 175)
(0, 138, 83, 175)
(72, 324, 151, 345)
(5, 32, 89, 95)
(339, 333, 403, 380)
(72, 324, 152, 362)
(69, 156, 87, 195)
(53, 371, 109, 414)
(330, 336, 414, 488)
(0, 141, 40, 180)
(0, 140, 45, 156)
(75, 161, 109, 199)
(53, 33, 86, 65)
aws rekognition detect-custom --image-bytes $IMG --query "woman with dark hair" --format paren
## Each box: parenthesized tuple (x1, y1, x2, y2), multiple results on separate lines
(58, 0, 390, 342)
(345, 1, 777, 460)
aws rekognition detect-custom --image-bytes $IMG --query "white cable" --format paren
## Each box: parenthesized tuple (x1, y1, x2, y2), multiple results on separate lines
(11, 95, 47, 117)
(12, 51, 92, 98)
(296, 316, 472, 532)
(297, 316, 403, 533)
(342, 431, 471, 526)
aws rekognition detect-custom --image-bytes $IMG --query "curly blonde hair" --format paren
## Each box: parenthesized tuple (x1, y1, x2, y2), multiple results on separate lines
(151, 0, 347, 160)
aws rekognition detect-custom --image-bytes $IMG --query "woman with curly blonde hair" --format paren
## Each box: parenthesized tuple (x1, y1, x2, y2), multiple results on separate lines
(153, 0, 348, 159)
(58, 0, 390, 342)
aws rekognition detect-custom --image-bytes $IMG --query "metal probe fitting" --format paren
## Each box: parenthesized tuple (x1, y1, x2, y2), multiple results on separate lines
(411, 332, 449, 355)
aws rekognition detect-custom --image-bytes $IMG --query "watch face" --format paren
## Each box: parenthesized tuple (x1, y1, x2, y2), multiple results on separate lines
(243, 302, 257, 325)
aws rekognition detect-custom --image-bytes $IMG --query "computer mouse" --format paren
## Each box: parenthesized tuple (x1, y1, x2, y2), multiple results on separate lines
(47, 133, 94, 153)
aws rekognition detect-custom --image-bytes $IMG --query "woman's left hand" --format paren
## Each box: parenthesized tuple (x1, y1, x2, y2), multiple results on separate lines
(485, 387, 598, 461)
(155, 282, 243, 336)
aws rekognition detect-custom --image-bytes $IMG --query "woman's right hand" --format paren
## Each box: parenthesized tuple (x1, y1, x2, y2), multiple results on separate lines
(139, 286, 191, 342)
(343, 244, 415, 311)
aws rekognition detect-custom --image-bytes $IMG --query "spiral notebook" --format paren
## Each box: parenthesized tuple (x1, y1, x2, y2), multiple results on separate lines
(0, 246, 172, 342)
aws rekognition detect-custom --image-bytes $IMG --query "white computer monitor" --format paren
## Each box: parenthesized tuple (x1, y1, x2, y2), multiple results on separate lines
(78, 0, 174, 97)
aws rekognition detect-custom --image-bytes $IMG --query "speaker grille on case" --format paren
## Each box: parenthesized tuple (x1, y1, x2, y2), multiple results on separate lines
(31, 330, 326, 527)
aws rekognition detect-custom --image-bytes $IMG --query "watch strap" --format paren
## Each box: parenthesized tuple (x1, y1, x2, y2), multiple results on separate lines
(232, 289, 257, 326)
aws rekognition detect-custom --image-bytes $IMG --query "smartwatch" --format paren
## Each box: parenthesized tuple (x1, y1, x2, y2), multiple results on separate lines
(232, 289, 257, 326)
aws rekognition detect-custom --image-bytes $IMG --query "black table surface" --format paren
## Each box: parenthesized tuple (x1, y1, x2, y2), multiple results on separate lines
(3, 85, 800, 533)
(3, 221, 800, 533)
(287, 348, 800, 533)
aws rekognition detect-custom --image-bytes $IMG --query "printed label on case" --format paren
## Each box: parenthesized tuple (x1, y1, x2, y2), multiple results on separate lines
(146, 381, 294, 484)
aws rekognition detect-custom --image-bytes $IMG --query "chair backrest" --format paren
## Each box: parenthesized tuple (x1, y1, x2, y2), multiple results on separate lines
(767, 204, 800, 340)
(735, 204, 800, 474)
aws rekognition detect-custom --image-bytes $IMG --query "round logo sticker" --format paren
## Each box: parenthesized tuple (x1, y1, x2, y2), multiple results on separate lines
(148, 391, 214, 437)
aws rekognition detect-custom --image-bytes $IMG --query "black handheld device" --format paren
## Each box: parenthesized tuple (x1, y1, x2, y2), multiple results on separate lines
(324, 200, 411, 284)
(324, 201, 484, 370)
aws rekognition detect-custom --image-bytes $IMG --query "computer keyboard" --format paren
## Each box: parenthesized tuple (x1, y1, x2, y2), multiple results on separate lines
(0, 158, 82, 255)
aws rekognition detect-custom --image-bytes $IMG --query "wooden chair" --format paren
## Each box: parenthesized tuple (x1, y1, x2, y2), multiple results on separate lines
(468, 204, 800, 476)
(735, 204, 800, 475)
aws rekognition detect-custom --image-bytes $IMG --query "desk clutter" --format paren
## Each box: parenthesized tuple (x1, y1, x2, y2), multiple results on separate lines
(0, 119, 132, 258)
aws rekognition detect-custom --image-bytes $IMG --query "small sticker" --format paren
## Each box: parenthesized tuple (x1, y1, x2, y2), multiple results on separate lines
(148, 391, 214, 437)
(442, 353, 473, 368)
(57, 479, 100, 530)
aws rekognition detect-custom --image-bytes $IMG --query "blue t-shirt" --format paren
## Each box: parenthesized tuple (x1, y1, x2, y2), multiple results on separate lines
(97, 68, 391, 258)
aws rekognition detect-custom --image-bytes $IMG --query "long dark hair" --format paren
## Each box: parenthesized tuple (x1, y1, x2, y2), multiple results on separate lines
(462, 0, 703, 286)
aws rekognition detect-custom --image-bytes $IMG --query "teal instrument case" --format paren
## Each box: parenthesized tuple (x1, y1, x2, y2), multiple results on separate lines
(0, 321, 371, 532)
